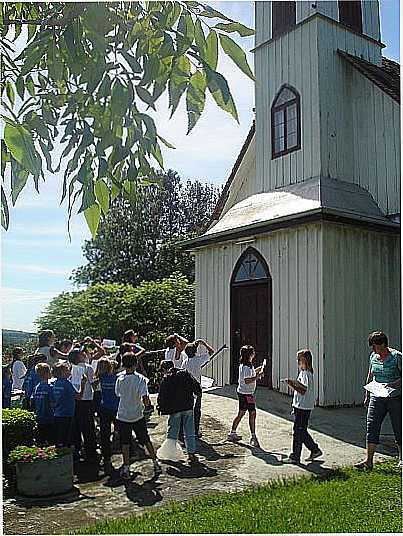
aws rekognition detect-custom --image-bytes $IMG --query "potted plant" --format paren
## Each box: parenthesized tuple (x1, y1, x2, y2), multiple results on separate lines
(8, 445, 73, 497)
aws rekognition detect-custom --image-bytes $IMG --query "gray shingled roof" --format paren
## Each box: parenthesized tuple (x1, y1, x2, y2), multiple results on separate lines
(183, 177, 398, 248)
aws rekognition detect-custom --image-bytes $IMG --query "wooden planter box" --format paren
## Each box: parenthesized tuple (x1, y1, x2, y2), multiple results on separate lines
(15, 452, 73, 497)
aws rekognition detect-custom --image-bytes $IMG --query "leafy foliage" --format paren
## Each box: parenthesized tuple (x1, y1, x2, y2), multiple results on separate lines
(1, 2, 254, 232)
(72, 169, 221, 286)
(2, 408, 37, 456)
(35, 274, 195, 347)
(8, 445, 71, 464)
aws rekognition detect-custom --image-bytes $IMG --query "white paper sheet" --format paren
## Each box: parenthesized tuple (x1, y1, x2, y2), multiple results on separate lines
(201, 375, 214, 389)
(102, 338, 116, 348)
(364, 379, 396, 398)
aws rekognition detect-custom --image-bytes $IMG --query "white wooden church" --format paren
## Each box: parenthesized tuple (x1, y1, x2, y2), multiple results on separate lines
(184, 0, 401, 406)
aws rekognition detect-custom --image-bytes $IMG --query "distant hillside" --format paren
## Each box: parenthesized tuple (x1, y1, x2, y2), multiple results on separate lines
(2, 329, 36, 347)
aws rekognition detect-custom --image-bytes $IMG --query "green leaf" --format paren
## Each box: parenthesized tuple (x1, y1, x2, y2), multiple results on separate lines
(4, 122, 41, 176)
(84, 203, 101, 238)
(94, 179, 110, 215)
(39, 139, 53, 173)
(1, 185, 9, 230)
(136, 86, 156, 110)
(15, 77, 25, 100)
(168, 56, 190, 117)
(219, 34, 255, 81)
(48, 42, 64, 81)
(177, 11, 195, 55)
(121, 50, 142, 73)
(26, 76, 35, 97)
(157, 135, 176, 150)
(214, 22, 255, 37)
(6, 81, 15, 107)
(205, 30, 218, 70)
(199, 5, 234, 22)
(206, 69, 239, 122)
(186, 70, 206, 133)
(11, 158, 29, 205)
(194, 19, 207, 58)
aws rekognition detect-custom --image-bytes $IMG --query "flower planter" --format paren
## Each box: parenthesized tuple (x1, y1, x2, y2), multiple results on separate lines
(15, 452, 73, 497)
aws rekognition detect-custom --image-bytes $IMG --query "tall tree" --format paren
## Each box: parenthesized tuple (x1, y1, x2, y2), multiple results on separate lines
(72, 170, 221, 285)
(1, 2, 254, 234)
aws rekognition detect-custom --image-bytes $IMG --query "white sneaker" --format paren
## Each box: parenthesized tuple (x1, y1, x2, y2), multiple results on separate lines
(250, 436, 261, 448)
(227, 432, 242, 442)
(120, 465, 130, 480)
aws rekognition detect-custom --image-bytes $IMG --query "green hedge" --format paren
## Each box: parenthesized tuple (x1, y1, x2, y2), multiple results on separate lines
(2, 409, 37, 456)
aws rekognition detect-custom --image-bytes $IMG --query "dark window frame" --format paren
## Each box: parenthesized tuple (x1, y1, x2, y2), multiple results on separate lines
(272, 1, 297, 39)
(271, 84, 301, 159)
(338, 1, 363, 34)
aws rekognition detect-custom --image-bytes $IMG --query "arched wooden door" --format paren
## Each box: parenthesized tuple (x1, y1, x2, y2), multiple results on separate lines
(230, 248, 272, 388)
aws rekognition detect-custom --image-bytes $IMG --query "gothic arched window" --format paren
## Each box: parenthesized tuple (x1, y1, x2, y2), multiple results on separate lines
(233, 249, 268, 283)
(271, 85, 301, 159)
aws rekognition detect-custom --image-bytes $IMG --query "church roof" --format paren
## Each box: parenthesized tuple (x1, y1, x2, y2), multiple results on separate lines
(338, 51, 400, 103)
(207, 122, 255, 228)
(183, 177, 399, 248)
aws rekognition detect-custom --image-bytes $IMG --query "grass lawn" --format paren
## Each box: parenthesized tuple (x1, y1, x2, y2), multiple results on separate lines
(77, 459, 402, 534)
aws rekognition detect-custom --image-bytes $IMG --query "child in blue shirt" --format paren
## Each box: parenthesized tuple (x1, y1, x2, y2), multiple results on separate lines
(32, 363, 55, 445)
(52, 361, 87, 449)
(22, 354, 46, 410)
(94, 357, 120, 474)
(2, 365, 12, 408)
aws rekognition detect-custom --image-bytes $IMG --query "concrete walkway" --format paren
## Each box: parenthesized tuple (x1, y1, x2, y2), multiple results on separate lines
(3, 387, 397, 535)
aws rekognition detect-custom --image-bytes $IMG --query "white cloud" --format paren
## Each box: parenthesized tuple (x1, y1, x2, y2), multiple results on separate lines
(2, 287, 59, 304)
(3, 263, 70, 276)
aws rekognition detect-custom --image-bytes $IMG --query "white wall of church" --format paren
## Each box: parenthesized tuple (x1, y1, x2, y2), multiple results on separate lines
(317, 17, 399, 215)
(255, 17, 321, 191)
(194, 223, 325, 403)
(321, 223, 401, 405)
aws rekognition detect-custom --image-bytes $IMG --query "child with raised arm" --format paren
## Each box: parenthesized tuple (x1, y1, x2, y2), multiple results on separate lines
(227, 345, 264, 448)
(165, 333, 189, 369)
(283, 349, 322, 464)
(115, 352, 161, 480)
(182, 339, 214, 438)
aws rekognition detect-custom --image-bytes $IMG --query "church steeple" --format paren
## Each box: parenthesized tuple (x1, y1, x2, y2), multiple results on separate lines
(257, 1, 381, 50)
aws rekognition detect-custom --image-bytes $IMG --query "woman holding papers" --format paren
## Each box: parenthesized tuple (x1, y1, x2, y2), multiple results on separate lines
(355, 331, 402, 470)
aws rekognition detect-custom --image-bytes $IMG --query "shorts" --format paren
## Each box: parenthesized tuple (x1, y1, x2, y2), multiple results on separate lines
(237, 392, 256, 412)
(116, 417, 150, 446)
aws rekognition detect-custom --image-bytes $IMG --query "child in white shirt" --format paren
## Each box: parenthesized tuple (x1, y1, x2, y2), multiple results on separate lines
(227, 345, 264, 448)
(115, 352, 161, 479)
(182, 339, 214, 438)
(283, 349, 322, 464)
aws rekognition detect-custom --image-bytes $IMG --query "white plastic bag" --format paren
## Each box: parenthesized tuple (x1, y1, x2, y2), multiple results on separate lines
(157, 438, 186, 461)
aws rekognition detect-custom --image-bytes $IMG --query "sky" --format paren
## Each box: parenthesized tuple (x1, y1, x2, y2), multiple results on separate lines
(1, 0, 400, 332)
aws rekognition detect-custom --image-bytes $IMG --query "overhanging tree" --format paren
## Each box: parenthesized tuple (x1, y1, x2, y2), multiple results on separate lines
(1, 2, 254, 235)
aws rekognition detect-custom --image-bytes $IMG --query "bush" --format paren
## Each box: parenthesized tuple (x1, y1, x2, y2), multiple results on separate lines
(36, 273, 195, 345)
(2, 409, 37, 456)
(8, 446, 71, 464)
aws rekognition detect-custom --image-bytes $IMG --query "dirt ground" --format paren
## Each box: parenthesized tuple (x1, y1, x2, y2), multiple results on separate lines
(3, 387, 396, 535)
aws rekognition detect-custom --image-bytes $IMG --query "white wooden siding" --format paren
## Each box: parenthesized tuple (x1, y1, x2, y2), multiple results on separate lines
(194, 223, 325, 403)
(321, 223, 401, 405)
(255, 18, 321, 191)
(362, 0, 381, 41)
(255, 1, 271, 45)
(317, 15, 399, 215)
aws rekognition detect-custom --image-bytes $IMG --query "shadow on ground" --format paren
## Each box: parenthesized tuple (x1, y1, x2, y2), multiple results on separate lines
(207, 384, 397, 454)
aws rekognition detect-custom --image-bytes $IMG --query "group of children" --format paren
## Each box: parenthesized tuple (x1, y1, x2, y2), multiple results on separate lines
(3, 327, 322, 477)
